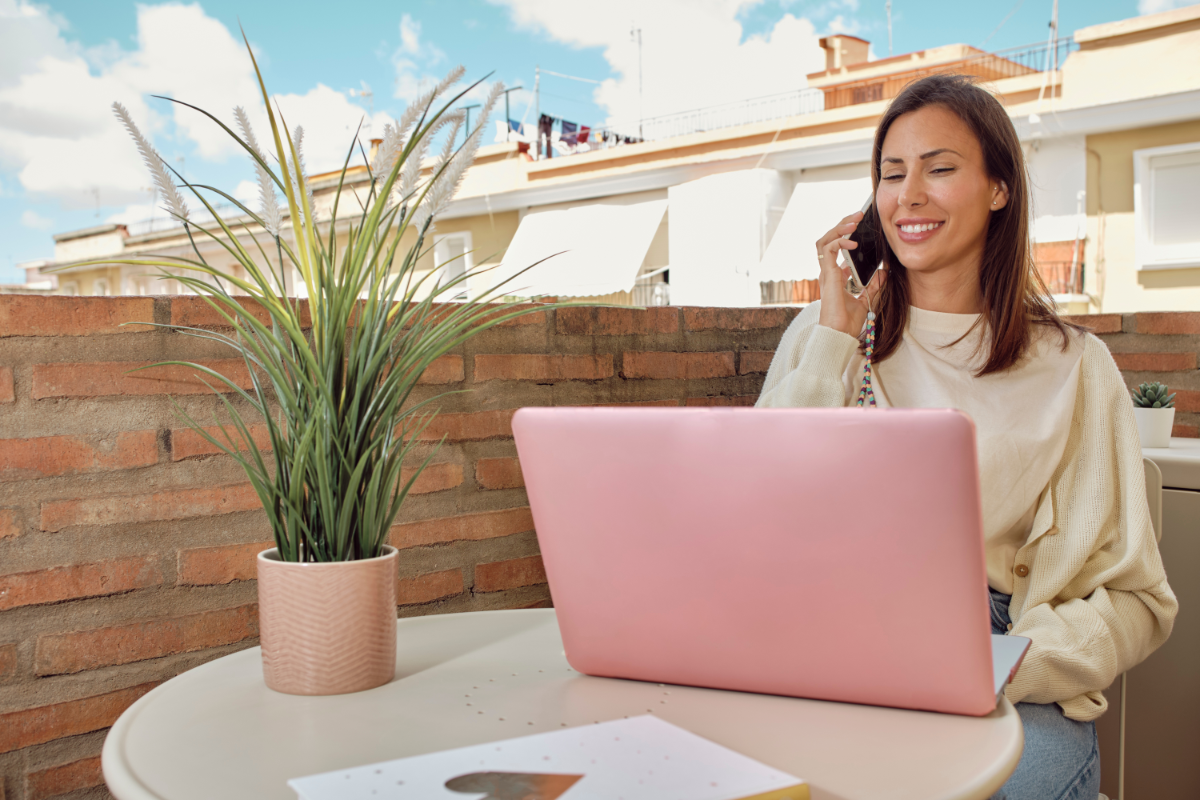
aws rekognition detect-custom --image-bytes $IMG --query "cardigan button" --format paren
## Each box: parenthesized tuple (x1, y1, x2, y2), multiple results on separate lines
(1014, 564, 1030, 578)
(1044, 526, 1059, 536)
(1007, 623, 1013, 632)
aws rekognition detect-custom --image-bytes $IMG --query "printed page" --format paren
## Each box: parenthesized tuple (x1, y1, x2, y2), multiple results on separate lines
(289, 715, 807, 800)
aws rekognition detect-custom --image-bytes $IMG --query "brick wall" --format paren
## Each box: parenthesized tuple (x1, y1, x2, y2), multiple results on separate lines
(0, 297, 1196, 799)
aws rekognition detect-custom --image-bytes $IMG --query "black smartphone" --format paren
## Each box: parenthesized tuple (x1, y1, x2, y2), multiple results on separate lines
(845, 194, 883, 295)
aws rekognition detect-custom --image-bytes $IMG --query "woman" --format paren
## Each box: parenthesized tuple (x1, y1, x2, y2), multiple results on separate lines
(757, 74, 1177, 800)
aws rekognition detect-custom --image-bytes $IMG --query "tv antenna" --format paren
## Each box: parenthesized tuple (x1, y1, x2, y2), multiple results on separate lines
(631, 24, 643, 139)
(349, 83, 375, 137)
(887, 0, 893, 57)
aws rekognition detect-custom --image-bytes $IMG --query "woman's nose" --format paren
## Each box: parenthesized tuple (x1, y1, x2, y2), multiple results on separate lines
(899, 176, 926, 209)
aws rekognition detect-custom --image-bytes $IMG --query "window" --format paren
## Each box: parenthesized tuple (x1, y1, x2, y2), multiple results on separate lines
(433, 232, 473, 300)
(60, 281, 78, 296)
(93, 279, 109, 296)
(1134, 142, 1200, 270)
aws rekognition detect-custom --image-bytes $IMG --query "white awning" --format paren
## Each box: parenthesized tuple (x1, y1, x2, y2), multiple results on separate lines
(486, 199, 668, 299)
(755, 178, 871, 283)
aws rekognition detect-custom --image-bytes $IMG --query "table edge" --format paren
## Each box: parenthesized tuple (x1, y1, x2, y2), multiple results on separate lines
(101, 607, 1023, 800)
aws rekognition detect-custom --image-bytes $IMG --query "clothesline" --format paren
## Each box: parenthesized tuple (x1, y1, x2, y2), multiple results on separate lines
(509, 115, 645, 159)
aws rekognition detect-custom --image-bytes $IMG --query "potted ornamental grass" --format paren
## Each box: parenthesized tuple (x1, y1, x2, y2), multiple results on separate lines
(1132, 382, 1176, 448)
(86, 36, 551, 695)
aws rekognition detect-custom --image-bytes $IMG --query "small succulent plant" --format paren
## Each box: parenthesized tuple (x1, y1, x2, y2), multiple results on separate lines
(1132, 382, 1176, 409)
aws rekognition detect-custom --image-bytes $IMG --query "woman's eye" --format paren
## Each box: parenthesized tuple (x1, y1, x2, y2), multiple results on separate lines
(882, 174, 904, 181)
(931, 167, 955, 175)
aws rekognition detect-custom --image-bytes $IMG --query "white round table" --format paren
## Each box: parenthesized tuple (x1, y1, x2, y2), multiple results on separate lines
(103, 609, 1022, 800)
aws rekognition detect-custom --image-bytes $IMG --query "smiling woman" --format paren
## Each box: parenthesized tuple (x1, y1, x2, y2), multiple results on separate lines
(864, 74, 1074, 375)
(757, 73, 1177, 800)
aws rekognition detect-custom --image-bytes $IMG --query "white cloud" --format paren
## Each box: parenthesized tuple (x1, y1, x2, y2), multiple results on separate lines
(488, 0, 831, 131)
(233, 179, 259, 206)
(106, 202, 158, 224)
(0, 0, 396, 215)
(392, 13, 448, 100)
(20, 208, 51, 229)
(1138, 0, 1192, 14)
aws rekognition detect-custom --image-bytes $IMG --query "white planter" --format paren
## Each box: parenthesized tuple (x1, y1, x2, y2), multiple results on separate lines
(1133, 407, 1175, 449)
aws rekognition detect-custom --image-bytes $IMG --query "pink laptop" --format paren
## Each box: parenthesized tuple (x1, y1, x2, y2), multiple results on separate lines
(512, 407, 1030, 716)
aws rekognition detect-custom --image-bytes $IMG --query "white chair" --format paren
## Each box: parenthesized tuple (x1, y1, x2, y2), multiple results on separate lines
(1102, 458, 1164, 800)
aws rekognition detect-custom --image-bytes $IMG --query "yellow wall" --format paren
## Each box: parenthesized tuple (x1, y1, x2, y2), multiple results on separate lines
(1083, 120, 1200, 312)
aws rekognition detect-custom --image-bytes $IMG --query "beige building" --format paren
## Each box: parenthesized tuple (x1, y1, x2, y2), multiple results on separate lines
(23, 4, 1200, 314)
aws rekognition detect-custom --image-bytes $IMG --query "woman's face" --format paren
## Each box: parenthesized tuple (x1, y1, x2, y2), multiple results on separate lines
(876, 105, 1007, 281)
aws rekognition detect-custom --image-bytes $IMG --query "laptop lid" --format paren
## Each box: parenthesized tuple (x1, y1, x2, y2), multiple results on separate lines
(513, 407, 1004, 716)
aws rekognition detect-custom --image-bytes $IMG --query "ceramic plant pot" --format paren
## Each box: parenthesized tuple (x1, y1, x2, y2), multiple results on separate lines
(257, 546, 398, 695)
(1133, 406, 1175, 449)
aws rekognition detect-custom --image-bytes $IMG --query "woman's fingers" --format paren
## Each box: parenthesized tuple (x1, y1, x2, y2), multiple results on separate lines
(815, 212, 863, 251)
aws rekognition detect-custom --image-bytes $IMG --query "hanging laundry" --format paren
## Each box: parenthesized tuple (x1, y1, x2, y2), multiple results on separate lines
(578, 125, 590, 144)
(560, 120, 578, 147)
(508, 119, 526, 138)
(538, 114, 555, 159)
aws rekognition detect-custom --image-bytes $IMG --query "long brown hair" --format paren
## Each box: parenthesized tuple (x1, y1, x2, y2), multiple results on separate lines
(867, 73, 1076, 375)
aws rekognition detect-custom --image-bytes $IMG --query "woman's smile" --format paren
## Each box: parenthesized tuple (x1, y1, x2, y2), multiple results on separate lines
(895, 218, 945, 243)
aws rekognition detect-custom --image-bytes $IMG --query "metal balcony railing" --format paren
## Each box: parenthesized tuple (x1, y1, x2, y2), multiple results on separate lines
(821, 39, 1077, 110)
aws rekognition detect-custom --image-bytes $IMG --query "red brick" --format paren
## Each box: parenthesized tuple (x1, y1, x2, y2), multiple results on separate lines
(1064, 313, 1122, 333)
(1136, 312, 1200, 335)
(0, 431, 157, 482)
(0, 557, 161, 612)
(738, 351, 776, 375)
(514, 597, 553, 609)
(477, 305, 549, 329)
(556, 307, 678, 336)
(0, 508, 18, 539)
(404, 462, 464, 494)
(476, 457, 524, 490)
(171, 424, 273, 461)
(390, 507, 535, 549)
(1176, 390, 1200, 413)
(172, 296, 278, 328)
(0, 643, 16, 682)
(26, 755, 103, 800)
(682, 307, 792, 331)
(475, 555, 547, 592)
(40, 483, 260, 532)
(591, 399, 680, 407)
(474, 354, 614, 383)
(397, 569, 464, 605)
(0, 682, 157, 754)
(418, 409, 517, 442)
(0, 366, 12, 403)
(1173, 423, 1199, 438)
(686, 395, 758, 407)
(177, 541, 271, 586)
(1111, 352, 1197, 372)
(0, 296, 153, 337)
(418, 355, 465, 384)
(35, 604, 258, 676)
(623, 351, 736, 380)
(32, 359, 254, 399)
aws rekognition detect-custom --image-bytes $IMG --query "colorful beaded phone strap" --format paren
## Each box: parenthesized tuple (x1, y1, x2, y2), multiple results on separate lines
(856, 309, 878, 408)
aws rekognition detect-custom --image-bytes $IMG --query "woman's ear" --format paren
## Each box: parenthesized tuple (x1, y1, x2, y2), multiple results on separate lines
(991, 180, 1010, 211)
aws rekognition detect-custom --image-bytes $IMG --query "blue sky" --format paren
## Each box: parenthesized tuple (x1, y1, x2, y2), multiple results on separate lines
(0, 0, 1178, 283)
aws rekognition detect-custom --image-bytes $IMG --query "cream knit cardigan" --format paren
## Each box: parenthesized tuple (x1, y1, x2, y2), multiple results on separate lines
(757, 304, 1178, 721)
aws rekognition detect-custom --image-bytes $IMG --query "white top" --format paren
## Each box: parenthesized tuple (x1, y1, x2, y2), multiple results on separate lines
(761, 304, 1085, 593)
(102, 610, 1024, 800)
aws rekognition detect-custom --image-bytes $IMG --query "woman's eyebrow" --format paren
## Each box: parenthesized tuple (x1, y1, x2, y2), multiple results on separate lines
(881, 148, 963, 164)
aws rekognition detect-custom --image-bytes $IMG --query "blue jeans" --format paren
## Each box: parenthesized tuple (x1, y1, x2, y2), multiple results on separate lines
(988, 588, 1101, 800)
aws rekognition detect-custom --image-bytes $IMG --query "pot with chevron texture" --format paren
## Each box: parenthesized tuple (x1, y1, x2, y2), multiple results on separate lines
(257, 546, 399, 695)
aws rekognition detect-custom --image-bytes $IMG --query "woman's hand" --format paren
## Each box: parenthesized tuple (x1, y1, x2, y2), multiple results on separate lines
(815, 211, 886, 338)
